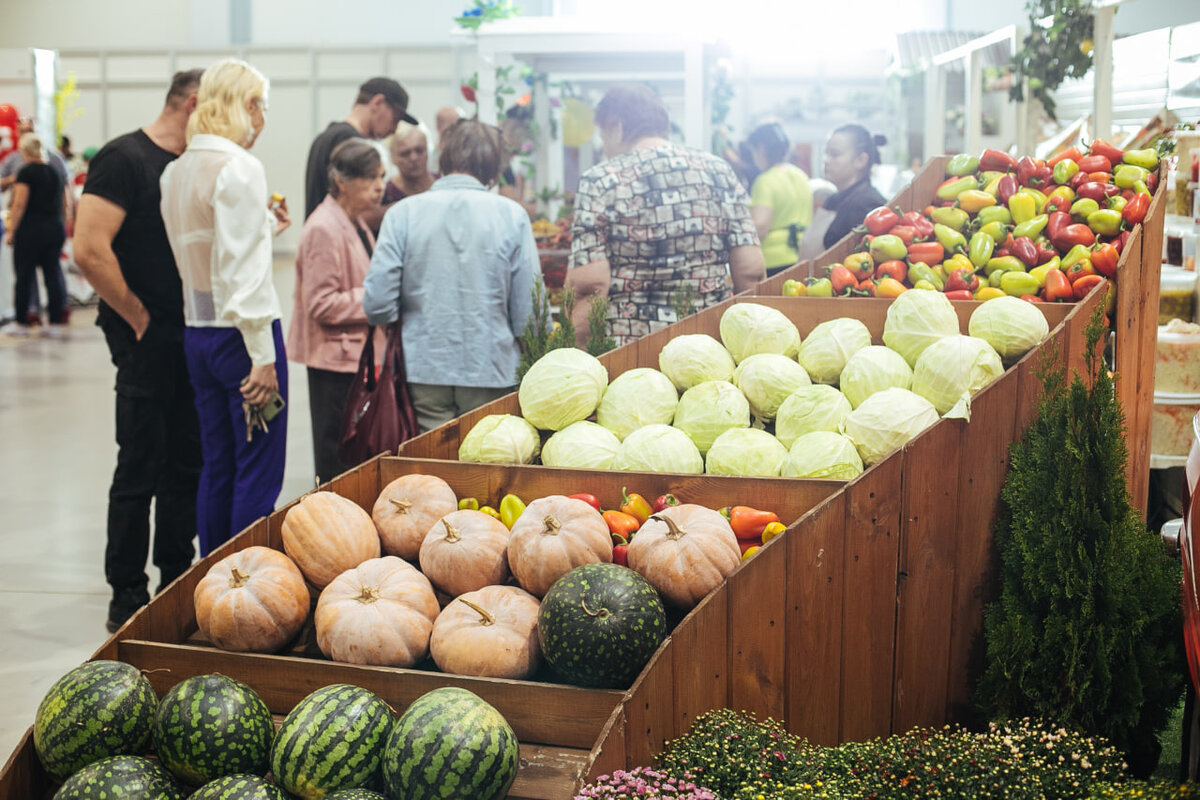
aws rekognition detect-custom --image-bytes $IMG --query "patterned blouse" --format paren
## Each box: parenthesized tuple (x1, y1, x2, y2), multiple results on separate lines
(570, 143, 759, 346)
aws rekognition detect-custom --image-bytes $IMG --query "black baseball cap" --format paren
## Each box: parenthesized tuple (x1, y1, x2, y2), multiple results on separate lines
(357, 77, 417, 125)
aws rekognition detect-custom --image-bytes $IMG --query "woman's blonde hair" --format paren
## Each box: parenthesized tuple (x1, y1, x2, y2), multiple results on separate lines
(17, 132, 43, 160)
(186, 58, 269, 146)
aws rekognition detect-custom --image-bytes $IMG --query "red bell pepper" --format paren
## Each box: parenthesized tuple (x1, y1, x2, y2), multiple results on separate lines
(1087, 171, 1112, 185)
(652, 493, 679, 513)
(944, 268, 980, 293)
(862, 206, 900, 236)
(1069, 171, 1091, 191)
(1122, 192, 1150, 226)
(858, 279, 878, 297)
(728, 506, 781, 541)
(612, 543, 629, 567)
(603, 510, 640, 540)
(979, 148, 1017, 172)
(944, 289, 974, 301)
(1087, 140, 1125, 165)
(1047, 146, 1083, 166)
(568, 493, 601, 511)
(1072, 274, 1107, 301)
(1036, 244, 1058, 265)
(1053, 223, 1097, 251)
(1046, 211, 1071, 242)
(1114, 230, 1131, 255)
(1077, 154, 1112, 174)
(996, 174, 1020, 205)
(1011, 236, 1039, 267)
(829, 264, 859, 295)
(1065, 258, 1097, 284)
(1091, 243, 1119, 279)
(1016, 156, 1051, 188)
(906, 241, 944, 266)
(888, 224, 917, 246)
(1022, 294, 1043, 303)
(1076, 182, 1120, 202)
(619, 487, 652, 524)
(900, 211, 935, 240)
(1146, 172, 1159, 194)
(875, 259, 908, 283)
(1043, 268, 1074, 302)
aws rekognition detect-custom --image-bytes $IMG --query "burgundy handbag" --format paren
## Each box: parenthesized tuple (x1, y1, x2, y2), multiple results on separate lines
(338, 322, 419, 465)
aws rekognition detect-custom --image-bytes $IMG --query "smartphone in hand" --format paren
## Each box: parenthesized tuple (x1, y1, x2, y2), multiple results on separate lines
(260, 390, 285, 423)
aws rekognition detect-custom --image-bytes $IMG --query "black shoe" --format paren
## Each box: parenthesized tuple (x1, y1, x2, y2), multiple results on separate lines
(155, 563, 192, 595)
(106, 585, 150, 633)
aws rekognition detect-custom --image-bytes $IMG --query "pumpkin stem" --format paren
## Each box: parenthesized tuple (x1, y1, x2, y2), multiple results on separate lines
(390, 498, 412, 514)
(457, 598, 496, 626)
(356, 585, 381, 604)
(580, 597, 611, 619)
(541, 514, 562, 536)
(229, 567, 250, 588)
(443, 520, 461, 543)
(653, 514, 686, 541)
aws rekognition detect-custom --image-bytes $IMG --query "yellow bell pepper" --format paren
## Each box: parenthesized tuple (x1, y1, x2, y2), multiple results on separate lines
(957, 190, 997, 214)
(499, 493, 526, 529)
(975, 286, 1006, 301)
(761, 521, 787, 544)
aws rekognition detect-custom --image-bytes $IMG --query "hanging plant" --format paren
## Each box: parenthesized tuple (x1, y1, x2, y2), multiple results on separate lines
(454, 0, 519, 31)
(1009, 0, 1096, 121)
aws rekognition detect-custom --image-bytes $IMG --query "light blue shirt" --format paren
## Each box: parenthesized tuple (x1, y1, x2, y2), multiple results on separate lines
(363, 174, 538, 388)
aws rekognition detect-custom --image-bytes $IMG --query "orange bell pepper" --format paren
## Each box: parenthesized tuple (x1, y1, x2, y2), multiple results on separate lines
(1043, 268, 1074, 303)
(603, 510, 640, 541)
(620, 487, 652, 524)
(728, 506, 781, 542)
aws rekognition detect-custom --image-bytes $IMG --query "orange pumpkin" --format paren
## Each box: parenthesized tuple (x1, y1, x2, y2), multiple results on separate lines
(281, 491, 381, 588)
(314, 556, 440, 666)
(372, 474, 458, 560)
(418, 510, 510, 597)
(507, 495, 612, 597)
(626, 504, 741, 608)
(429, 585, 542, 679)
(193, 546, 310, 652)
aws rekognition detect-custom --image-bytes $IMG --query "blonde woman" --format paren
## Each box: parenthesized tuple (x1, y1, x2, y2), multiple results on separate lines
(159, 58, 291, 556)
(3, 133, 68, 336)
(384, 121, 435, 204)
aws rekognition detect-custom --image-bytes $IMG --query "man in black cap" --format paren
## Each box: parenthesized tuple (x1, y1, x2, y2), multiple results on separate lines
(304, 76, 417, 228)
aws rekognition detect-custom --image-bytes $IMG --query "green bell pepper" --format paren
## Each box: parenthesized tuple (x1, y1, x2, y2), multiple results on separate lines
(1061, 244, 1092, 271)
(1113, 164, 1149, 189)
(805, 277, 833, 297)
(1012, 214, 1048, 240)
(1070, 197, 1100, 221)
(908, 262, 945, 290)
(968, 231, 995, 268)
(978, 220, 1010, 243)
(933, 223, 968, 255)
(930, 206, 970, 231)
(946, 153, 980, 176)
(1087, 208, 1123, 237)
(937, 175, 980, 202)
(1122, 148, 1159, 170)
(1052, 159, 1079, 185)
(1000, 270, 1040, 297)
(985, 256, 1024, 277)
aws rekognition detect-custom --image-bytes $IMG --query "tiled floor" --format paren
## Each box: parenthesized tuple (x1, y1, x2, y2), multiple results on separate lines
(0, 261, 312, 760)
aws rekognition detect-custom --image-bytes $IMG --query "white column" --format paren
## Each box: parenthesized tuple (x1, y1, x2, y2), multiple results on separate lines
(1093, 5, 1116, 142)
(476, 42, 497, 125)
(965, 49, 983, 156)
(924, 64, 945, 160)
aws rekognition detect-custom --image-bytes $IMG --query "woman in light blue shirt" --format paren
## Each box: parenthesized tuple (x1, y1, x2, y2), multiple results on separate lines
(363, 119, 537, 432)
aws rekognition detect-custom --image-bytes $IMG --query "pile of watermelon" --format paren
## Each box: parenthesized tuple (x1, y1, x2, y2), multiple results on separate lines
(35, 661, 520, 800)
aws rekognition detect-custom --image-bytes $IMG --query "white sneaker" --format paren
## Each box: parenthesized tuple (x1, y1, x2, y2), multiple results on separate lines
(0, 322, 30, 337)
(43, 325, 67, 340)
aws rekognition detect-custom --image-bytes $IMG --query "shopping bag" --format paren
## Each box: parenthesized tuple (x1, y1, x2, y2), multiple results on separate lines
(338, 321, 419, 465)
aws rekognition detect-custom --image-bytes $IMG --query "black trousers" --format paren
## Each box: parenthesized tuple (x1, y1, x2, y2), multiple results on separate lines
(100, 312, 202, 592)
(307, 366, 355, 484)
(13, 219, 66, 323)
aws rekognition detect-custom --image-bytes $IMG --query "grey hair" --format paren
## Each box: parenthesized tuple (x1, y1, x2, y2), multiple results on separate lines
(326, 138, 383, 198)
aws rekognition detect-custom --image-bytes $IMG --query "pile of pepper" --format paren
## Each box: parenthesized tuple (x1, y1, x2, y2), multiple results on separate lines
(459, 489, 784, 565)
(781, 142, 1159, 307)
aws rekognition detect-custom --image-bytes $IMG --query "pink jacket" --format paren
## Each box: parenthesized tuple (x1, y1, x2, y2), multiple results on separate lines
(287, 194, 383, 373)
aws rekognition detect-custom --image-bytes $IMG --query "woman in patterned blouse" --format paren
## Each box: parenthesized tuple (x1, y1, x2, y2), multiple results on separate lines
(565, 84, 764, 348)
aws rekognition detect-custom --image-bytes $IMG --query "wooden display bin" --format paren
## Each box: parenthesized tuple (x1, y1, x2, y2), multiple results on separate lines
(0, 459, 838, 800)
(753, 155, 1167, 516)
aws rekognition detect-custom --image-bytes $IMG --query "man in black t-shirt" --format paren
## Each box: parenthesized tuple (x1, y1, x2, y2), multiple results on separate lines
(304, 76, 416, 231)
(73, 69, 205, 633)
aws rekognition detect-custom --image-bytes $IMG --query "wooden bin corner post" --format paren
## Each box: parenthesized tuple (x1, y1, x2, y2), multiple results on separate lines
(726, 529, 788, 723)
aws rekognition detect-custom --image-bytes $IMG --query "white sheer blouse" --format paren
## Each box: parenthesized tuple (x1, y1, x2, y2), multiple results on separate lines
(160, 133, 281, 366)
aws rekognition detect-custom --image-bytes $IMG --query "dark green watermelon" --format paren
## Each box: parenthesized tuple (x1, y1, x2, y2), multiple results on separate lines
(191, 773, 289, 799)
(153, 673, 274, 785)
(52, 755, 185, 799)
(326, 790, 385, 800)
(381, 686, 518, 800)
(35, 660, 158, 779)
(538, 563, 667, 688)
(270, 683, 394, 799)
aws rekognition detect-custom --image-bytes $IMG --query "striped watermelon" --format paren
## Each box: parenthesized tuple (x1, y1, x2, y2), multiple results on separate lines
(270, 683, 394, 799)
(538, 563, 667, 688)
(326, 791, 386, 800)
(153, 673, 275, 785)
(191, 773, 290, 799)
(52, 755, 185, 800)
(381, 687, 518, 800)
(35, 660, 157, 780)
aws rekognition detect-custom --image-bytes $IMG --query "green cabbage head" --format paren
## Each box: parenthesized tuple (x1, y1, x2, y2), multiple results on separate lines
(658, 334, 736, 391)
(774, 384, 853, 448)
(798, 317, 872, 384)
(733, 353, 812, 421)
(672, 380, 751, 455)
(459, 414, 541, 464)
(518, 347, 608, 431)
(705, 428, 788, 476)
(613, 424, 704, 474)
(595, 367, 679, 440)
(781, 431, 864, 479)
(541, 421, 621, 469)
(719, 302, 802, 363)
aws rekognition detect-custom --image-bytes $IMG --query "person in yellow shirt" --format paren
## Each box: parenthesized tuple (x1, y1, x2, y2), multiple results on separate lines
(747, 122, 812, 276)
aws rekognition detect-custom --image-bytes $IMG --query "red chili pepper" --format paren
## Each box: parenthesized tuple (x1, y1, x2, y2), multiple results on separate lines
(1047, 146, 1083, 166)
(1087, 139, 1125, 165)
(875, 259, 908, 283)
(603, 510, 640, 540)
(944, 268, 980, 293)
(862, 205, 900, 236)
(1053, 223, 1097, 251)
(906, 241, 944, 266)
(1046, 211, 1071, 242)
(1011, 236, 1039, 267)
(619, 487, 652, 524)
(1091, 243, 1119, 279)
(652, 493, 679, 513)
(1122, 193, 1150, 226)
(996, 174, 1020, 205)
(943, 289, 974, 301)
(1077, 154, 1112, 174)
(612, 543, 629, 567)
(829, 264, 860, 295)
(888, 224, 917, 246)
(900, 211, 934, 239)
(728, 506, 781, 541)
(1146, 172, 1159, 194)
(568, 493, 601, 511)
(1072, 274, 1106, 302)
(1043, 268, 1074, 302)
(979, 148, 1017, 172)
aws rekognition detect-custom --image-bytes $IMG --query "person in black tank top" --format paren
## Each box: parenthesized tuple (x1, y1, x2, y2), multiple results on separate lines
(3, 133, 67, 333)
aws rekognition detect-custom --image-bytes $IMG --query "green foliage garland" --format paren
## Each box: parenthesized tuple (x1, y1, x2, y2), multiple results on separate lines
(1009, 0, 1095, 120)
(516, 282, 574, 381)
(975, 307, 1183, 774)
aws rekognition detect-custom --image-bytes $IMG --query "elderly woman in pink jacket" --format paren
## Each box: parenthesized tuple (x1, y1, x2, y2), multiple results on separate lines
(288, 138, 386, 482)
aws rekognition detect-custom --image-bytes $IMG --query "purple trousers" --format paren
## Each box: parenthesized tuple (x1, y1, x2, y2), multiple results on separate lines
(184, 321, 288, 556)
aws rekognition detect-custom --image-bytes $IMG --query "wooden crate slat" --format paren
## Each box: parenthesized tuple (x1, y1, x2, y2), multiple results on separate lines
(621, 640, 676, 768)
(581, 707, 627, 788)
(669, 585, 730, 738)
(116, 641, 620, 749)
(727, 532, 788, 722)
(786, 491, 847, 746)
(508, 744, 591, 800)
(839, 454, 904, 741)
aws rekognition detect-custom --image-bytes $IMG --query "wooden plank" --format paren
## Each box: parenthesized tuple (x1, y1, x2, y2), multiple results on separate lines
(727, 528, 788, 722)
(839, 453, 904, 741)
(581, 706, 628, 786)
(1130, 181, 1165, 516)
(509, 744, 590, 800)
(117, 641, 621, 749)
(670, 584, 729, 737)
(944, 355, 1020, 720)
(622, 639, 676, 767)
(786, 490, 846, 746)
(0, 728, 49, 800)
(891, 418, 962, 733)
